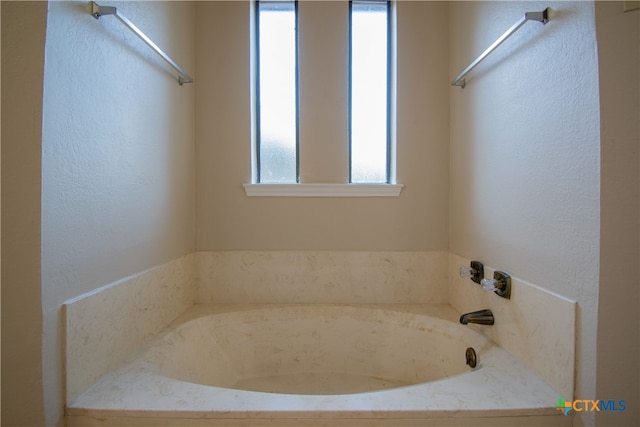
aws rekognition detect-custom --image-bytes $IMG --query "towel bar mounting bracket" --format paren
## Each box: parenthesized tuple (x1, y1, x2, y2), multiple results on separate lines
(91, 2, 116, 19)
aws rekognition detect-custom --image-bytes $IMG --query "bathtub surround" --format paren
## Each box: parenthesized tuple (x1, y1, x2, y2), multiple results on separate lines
(449, 253, 576, 400)
(64, 254, 195, 404)
(64, 250, 447, 403)
(66, 250, 576, 426)
(195, 251, 449, 304)
(66, 304, 570, 427)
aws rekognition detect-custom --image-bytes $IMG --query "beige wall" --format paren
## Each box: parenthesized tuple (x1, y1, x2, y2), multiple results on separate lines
(299, 1, 350, 183)
(39, 1, 194, 425)
(1, 2, 48, 425)
(449, 1, 601, 425)
(595, 2, 639, 426)
(195, 1, 450, 251)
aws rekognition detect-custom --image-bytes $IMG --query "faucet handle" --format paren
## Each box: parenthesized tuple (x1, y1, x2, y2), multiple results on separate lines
(459, 267, 475, 278)
(459, 261, 484, 284)
(481, 271, 511, 299)
(481, 278, 499, 291)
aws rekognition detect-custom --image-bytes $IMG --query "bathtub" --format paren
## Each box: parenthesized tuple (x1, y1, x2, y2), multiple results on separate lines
(66, 304, 568, 427)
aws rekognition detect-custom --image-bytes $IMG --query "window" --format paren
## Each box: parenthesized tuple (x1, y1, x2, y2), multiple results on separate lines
(255, 0, 298, 183)
(349, 0, 391, 183)
(251, 0, 397, 192)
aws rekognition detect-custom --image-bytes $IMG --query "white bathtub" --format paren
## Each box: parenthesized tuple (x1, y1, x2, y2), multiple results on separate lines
(66, 304, 569, 427)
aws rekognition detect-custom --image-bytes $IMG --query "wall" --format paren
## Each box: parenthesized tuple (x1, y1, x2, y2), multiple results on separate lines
(40, 1, 195, 425)
(449, 1, 601, 425)
(195, 1, 449, 251)
(1, 2, 48, 425)
(595, 2, 640, 426)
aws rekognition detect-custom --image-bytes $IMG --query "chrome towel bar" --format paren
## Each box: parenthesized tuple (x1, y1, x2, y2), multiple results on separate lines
(90, 1, 193, 85)
(451, 8, 549, 88)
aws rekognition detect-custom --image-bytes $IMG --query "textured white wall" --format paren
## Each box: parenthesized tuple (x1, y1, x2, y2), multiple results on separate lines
(449, 1, 601, 424)
(41, 1, 195, 425)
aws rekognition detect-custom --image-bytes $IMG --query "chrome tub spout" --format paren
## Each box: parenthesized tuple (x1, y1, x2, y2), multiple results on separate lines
(460, 309, 494, 325)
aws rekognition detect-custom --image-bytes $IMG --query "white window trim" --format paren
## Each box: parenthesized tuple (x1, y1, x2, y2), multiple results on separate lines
(243, 183, 403, 197)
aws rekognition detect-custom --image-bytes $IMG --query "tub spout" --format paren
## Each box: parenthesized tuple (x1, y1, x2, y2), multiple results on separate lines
(460, 309, 494, 325)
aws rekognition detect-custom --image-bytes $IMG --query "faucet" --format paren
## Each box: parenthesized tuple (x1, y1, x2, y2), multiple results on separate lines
(460, 309, 494, 325)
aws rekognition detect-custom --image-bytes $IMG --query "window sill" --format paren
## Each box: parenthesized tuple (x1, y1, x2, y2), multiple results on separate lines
(243, 183, 404, 197)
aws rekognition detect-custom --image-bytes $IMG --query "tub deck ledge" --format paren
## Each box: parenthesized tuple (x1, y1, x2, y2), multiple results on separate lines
(66, 304, 569, 426)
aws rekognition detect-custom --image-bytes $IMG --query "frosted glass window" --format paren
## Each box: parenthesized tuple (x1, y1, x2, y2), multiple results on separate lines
(350, 0, 389, 183)
(257, 1, 298, 183)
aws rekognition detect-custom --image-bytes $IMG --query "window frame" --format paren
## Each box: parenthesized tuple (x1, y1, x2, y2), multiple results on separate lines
(348, 0, 393, 184)
(247, 0, 402, 196)
(254, 0, 300, 184)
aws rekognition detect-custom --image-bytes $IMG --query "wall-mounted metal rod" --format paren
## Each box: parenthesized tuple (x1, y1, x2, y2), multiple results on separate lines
(451, 8, 549, 88)
(90, 1, 193, 85)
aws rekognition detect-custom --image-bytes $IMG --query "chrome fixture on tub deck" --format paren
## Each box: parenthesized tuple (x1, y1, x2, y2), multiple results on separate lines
(460, 309, 495, 325)
(465, 347, 478, 368)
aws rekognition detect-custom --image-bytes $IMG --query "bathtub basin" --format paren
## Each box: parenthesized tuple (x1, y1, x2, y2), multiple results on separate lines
(146, 304, 492, 394)
(66, 304, 568, 426)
